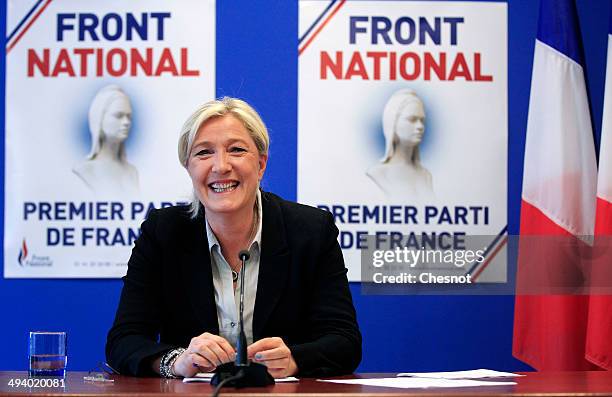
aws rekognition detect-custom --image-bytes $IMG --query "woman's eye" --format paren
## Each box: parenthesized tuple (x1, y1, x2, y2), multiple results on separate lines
(194, 149, 212, 156)
(230, 147, 246, 153)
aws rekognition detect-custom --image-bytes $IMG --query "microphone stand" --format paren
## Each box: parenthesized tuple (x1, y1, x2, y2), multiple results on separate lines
(211, 250, 275, 389)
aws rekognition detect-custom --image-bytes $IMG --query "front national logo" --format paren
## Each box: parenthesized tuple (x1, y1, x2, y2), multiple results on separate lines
(18, 239, 28, 266)
(17, 238, 53, 267)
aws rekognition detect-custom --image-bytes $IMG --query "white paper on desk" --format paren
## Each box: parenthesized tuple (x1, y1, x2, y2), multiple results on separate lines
(183, 373, 298, 383)
(397, 369, 523, 379)
(318, 377, 516, 389)
(183, 373, 214, 382)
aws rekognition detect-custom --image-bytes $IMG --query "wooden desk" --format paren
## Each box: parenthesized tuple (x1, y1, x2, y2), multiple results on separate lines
(1, 371, 612, 396)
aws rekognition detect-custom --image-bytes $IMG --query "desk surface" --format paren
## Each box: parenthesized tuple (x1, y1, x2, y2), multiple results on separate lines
(1, 371, 612, 397)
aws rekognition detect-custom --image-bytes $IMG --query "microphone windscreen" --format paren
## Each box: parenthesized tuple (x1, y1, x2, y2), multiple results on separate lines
(238, 250, 250, 261)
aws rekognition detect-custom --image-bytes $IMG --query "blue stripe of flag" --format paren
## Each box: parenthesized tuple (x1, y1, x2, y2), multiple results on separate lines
(609, 1, 612, 36)
(536, 0, 585, 67)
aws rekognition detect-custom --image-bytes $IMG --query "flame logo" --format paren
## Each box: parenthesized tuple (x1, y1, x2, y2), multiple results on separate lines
(18, 239, 28, 266)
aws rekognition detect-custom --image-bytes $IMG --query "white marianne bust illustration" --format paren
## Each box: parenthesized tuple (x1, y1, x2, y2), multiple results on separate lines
(366, 89, 434, 200)
(73, 85, 139, 197)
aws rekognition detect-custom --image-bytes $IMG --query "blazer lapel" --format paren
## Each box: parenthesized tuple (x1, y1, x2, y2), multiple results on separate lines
(180, 211, 219, 334)
(253, 193, 291, 340)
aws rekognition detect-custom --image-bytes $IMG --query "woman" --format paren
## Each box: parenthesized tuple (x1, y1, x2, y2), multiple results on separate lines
(366, 89, 433, 200)
(73, 85, 139, 197)
(106, 97, 361, 378)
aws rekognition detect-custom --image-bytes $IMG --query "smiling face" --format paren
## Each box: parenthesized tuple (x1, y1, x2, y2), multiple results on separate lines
(102, 96, 132, 142)
(395, 100, 425, 146)
(186, 114, 267, 219)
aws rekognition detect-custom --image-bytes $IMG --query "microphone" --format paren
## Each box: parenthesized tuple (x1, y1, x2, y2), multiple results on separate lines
(210, 250, 274, 389)
(235, 250, 249, 366)
(238, 249, 250, 262)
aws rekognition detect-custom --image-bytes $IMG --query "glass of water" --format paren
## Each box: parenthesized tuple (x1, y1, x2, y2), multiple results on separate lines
(29, 331, 67, 377)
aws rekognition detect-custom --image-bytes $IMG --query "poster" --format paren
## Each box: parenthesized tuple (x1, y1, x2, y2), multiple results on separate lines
(298, 1, 507, 283)
(4, 0, 215, 278)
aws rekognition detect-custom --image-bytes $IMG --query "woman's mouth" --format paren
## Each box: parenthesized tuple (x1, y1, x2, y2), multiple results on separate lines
(209, 181, 239, 193)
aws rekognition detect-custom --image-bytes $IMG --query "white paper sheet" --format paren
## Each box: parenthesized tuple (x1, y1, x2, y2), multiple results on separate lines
(397, 369, 523, 379)
(318, 377, 516, 389)
(183, 373, 298, 383)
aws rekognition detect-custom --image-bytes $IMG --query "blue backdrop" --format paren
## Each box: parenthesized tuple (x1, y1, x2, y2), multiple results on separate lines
(1, 0, 610, 373)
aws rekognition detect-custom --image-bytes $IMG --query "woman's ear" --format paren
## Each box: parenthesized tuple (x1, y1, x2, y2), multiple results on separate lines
(258, 154, 268, 180)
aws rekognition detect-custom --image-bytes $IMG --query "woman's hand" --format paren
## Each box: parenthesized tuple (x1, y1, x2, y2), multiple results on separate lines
(172, 333, 235, 377)
(247, 337, 298, 378)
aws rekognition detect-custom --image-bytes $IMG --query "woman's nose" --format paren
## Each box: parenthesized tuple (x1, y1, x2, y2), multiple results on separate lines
(212, 152, 231, 173)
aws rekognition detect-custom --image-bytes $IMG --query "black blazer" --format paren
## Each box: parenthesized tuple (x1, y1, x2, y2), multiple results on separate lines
(106, 191, 361, 377)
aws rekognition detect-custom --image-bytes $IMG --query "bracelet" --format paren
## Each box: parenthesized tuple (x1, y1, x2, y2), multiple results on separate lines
(159, 348, 186, 378)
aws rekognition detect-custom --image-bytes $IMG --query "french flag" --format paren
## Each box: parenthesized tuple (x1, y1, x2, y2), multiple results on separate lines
(513, 0, 598, 370)
(586, 7, 612, 371)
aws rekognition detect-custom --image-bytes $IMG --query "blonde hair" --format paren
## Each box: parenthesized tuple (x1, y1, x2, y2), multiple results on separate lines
(178, 97, 270, 218)
(381, 89, 424, 165)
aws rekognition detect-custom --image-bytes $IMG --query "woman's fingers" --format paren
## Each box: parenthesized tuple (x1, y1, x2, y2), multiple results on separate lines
(169, 332, 235, 377)
(189, 352, 217, 371)
(247, 337, 284, 359)
(253, 357, 287, 369)
(247, 337, 298, 377)
(252, 346, 288, 361)
(190, 333, 235, 365)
